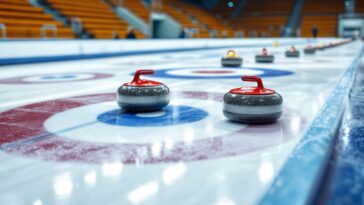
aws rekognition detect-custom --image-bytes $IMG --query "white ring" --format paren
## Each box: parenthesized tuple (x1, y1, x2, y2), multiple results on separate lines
(167, 68, 263, 77)
(23, 74, 94, 82)
(44, 98, 248, 144)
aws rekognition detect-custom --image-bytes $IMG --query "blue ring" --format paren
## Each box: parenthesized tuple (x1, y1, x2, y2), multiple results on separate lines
(140, 66, 293, 79)
(162, 54, 221, 60)
(97, 105, 208, 127)
(41, 75, 77, 80)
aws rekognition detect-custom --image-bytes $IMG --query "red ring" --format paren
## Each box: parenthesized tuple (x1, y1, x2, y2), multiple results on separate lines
(0, 91, 305, 164)
(0, 73, 114, 84)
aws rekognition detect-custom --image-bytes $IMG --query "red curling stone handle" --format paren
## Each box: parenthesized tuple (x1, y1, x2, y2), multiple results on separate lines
(132, 70, 154, 83)
(242, 76, 264, 89)
(262, 48, 268, 56)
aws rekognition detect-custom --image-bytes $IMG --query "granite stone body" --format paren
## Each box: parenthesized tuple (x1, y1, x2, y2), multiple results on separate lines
(221, 57, 243, 67)
(304, 47, 316, 54)
(255, 55, 274, 63)
(117, 84, 170, 112)
(223, 92, 283, 123)
(285, 50, 300, 57)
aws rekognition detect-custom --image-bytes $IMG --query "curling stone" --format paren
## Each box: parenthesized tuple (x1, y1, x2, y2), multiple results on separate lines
(272, 41, 280, 47)
(316, 44, 325, 50)
(285, 46, 300, 57)
(117, 69, 170, 112)
(304, 45, 316, 54)
(223, 76, 283, 123)
(255, 48, 274, 63)
(328, 42, 335, 48)
(221, 49, 243, 67)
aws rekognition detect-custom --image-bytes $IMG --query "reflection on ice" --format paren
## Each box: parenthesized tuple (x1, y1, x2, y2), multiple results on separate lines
(152, 142, 162, 157)
(171, 105, 179, 119)
(162, 163, 186, 185)
(164, 139, 175, 150)
(259, 161, 274, 183)
(215, 197, 236, 205)
(183, 128, 194, 143)
(136, 110, 166, 118)
(128, 181, 159, 204)
(32, 199, 43, 205)
(84, 171, 97, 186)
(312, 102, 319, 115)
(342, 126, 350, 148)
(318, 93, 325, 106)
(290, 116, 302, 136)
(206, 123, 214, 134)
(53, 173, 73, 197)
(102, 163, 123, 177)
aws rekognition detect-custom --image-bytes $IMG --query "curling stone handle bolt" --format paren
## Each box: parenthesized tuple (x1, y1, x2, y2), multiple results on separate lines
(132, 70, 154, 83)
(242, 76, 264, 89)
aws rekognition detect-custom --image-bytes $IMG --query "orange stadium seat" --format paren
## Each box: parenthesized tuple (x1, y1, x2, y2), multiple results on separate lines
(167, 0, 235, 38)
(47, 0, 144, 39)
(161, 0, 201, 35)
(224, 0, 295, 37)
(356, 0, 364, 12)
(0, 0, 74, 38)
(109, 0, 150, 23)
(0, 0, 352, 39)
(300, 0, 344, 37)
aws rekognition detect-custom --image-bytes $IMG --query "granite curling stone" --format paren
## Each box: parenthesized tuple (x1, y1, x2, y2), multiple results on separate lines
(117, 69, 170, 112)
(223, 76, 283, 123)
(328, 42, 338, 49)
(255, 48, 274, 63)
(316, 44, 325, 50)
(285, 46, 300, 57)
(304, 45, 316, 54)
(272, 41, 280, 47)
(221, 49, 243, 67)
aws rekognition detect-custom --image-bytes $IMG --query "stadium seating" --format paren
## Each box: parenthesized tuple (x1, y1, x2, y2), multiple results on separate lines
(301, 16, 339, 37)
(357, 0, 364, 12)
(300, 0, 344, 37)
(47, 0, 143, 38)
(109, 0, 150, 23)
(0, 0, 74, 38)
(227, 0, 295, 37)
(229, 16, 287, 37)
(167, 0, 235, 38)
(210, 0, 237, 19)
(110, 0, 235, 38)
(0, 0, 356, 39)
(159, 0, 203, 37)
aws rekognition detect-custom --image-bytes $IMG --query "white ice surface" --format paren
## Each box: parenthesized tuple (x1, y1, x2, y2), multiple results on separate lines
(0, 39, 362, 205)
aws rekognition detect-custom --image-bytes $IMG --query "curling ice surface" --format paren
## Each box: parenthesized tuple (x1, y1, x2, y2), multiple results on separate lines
(0, 39, 361, 205)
